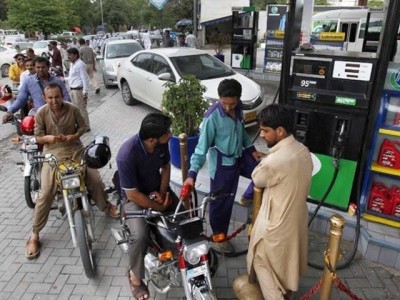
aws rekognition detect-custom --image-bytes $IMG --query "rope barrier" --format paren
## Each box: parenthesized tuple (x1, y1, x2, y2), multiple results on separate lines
(299, 253, 363, 300)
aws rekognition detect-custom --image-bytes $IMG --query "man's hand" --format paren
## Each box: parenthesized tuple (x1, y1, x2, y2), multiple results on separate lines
(183, 177, 195, 188)
(158, 192, 172, 211)
(252, 151, 266, 162)
(63, 134, 77, 143)
(2, 112, 13, 124)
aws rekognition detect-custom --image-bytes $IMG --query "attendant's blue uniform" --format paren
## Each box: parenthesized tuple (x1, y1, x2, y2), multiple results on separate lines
(188, 102, 258, 235)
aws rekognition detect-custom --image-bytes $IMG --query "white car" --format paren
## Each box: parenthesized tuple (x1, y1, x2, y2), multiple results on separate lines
(0, 45, 18, 77)
(117, 48, 265, 126)
(100, 39, 143, 88)
(29, 40, 59, 58)
(4, 37, 33, 51)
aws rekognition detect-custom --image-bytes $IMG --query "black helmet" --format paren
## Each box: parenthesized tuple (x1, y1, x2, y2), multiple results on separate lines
(84, 136, 111, 169)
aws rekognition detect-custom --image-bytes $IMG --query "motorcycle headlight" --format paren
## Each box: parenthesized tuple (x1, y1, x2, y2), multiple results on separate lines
(183, 241, 209, 265)
(62, 175, 81, 189)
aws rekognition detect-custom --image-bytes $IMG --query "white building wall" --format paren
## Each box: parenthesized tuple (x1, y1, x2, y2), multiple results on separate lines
(200, 0, 250, 24)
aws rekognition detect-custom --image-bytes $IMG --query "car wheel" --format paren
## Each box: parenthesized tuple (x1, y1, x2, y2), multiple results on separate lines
(121, 81, 138, 105)
(0, 64, 10, 77)
(41, 52, 48, 58)
(15, 45, 20, 51)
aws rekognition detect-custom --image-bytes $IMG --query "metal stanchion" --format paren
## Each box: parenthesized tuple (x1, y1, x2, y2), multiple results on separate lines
(179, 133, 188, 182)
(320, 214, 346, 300)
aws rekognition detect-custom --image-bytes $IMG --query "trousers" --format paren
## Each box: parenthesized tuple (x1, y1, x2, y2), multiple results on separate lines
(70, 89, 90, 129)
(209, 149, 258, 235)
(32, 162, 108, 234)
(125, 188, 179, 278)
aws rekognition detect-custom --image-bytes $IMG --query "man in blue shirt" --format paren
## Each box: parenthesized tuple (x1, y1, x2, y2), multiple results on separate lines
(116, 113, 177, 299)
(2, 57, 70, 123)
(184, 79, 262, 254)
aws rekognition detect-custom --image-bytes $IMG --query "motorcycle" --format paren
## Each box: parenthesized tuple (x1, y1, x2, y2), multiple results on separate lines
(0, 107, 42, 209)
(34, 153, 97, 278)
(111, 185, 230, 300)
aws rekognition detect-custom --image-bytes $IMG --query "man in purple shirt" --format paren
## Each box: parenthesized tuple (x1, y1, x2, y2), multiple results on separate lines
(116, 113, 177, 299)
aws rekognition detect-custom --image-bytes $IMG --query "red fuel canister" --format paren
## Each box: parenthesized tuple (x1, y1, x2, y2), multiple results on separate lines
(368, 182, 393, 215)
(391, 185, 400, 217)
(378, 139, 400, 169)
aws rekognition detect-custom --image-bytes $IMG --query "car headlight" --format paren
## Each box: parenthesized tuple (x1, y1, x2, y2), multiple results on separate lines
(183, 241, 209, 265)
(62, 175, 80, 189)
(106, 65, 115, 72)
(204, 96, 219, 106)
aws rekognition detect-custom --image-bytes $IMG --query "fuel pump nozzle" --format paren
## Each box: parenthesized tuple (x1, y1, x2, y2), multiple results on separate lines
(332, 120, 347, 166)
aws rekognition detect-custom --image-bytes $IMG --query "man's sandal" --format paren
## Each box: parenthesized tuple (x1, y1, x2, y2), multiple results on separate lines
(25, 237, 40, 259)
(106, 202, 119, 219)
(127, 269, 149, 300)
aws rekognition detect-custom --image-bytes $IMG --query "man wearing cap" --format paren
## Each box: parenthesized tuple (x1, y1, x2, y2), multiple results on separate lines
(66, 47, 91, 131)
(48, 41, 63, 71)
(79, 38, 100, 94)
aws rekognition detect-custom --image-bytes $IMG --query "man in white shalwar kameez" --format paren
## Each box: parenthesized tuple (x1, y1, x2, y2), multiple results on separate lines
(247, 104, 313, 300)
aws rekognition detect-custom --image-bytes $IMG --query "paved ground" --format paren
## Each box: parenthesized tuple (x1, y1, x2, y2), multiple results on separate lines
(0, 61, 400, 299)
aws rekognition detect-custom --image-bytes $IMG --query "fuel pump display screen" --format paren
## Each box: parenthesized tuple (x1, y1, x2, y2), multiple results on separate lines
(291, 57, 332, 91)
(291, 57, 332, 78)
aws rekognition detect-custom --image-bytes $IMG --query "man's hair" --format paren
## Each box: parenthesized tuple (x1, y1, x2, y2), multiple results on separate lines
(217, 79, 242, 98)
(14, 53, 25, 60)
(50, 41, 57, 46)
(43, 82, 63, 96)
(189, 30, 193, 34)
(257, 104, 293, 134)
(33, 56, 50, 67)
(27, 48, 34, 54)
(79, 38, 85, 45)
(25, 58, 33, 63)
(139, 113, 172, 140)
(67, 47, 80, 57)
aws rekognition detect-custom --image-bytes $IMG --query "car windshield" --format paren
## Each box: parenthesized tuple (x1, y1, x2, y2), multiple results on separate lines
(106, 43, 142, 59)
(170, 54, 234, 80)
(32, 41, 48, 48)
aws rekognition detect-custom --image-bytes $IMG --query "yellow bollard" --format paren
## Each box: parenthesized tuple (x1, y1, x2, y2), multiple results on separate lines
(248, 186, 263, 284)
(233, 274, 264, 300)
(248, 186, 263, 238)
(319, 214, 346, 300)
(179, 133, 188, 182)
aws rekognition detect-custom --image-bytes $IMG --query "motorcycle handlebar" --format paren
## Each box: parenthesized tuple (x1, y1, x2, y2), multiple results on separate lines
(124, 209, 163, 218)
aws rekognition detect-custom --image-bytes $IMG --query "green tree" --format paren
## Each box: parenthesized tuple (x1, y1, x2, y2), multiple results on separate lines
(7, 0, 72, 36)
(0, 0, 7, 21)
(102, 0, 129, 31)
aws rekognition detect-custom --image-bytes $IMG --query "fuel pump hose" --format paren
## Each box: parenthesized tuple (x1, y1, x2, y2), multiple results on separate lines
(307, 156, 361, 270)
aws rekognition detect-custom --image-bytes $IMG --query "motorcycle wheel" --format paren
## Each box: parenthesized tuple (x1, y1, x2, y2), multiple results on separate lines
(208, 248, 219, 278)
(24, 165, 40, 208)
(193, 286, 217, 300)
(75, 210, 96, 278)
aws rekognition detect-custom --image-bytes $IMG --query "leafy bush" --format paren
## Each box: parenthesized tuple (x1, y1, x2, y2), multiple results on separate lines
(162, 75, 208, 136)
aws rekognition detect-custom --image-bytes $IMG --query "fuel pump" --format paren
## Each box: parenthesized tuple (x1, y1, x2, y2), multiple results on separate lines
(231, 6, 258, 70)
(286, 51, 377, 210)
